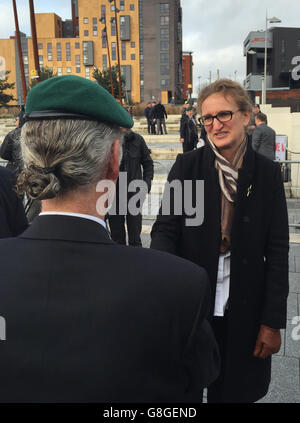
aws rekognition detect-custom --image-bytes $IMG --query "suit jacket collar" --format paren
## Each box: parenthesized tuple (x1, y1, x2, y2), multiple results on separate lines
(19, 215, 114, 245)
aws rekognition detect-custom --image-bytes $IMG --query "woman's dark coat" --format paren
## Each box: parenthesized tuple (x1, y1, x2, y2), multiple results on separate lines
(151, 139, 289, 402)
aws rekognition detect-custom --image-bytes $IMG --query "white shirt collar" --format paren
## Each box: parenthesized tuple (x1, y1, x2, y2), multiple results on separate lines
(39, 212, 107, 230)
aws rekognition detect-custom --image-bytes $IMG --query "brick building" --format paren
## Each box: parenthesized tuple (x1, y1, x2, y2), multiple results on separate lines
(0, 0, 183, 106)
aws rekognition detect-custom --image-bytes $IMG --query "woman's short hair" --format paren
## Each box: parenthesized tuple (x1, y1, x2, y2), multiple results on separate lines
(17, 119, 124, 200)
(198, 78, 252, 114)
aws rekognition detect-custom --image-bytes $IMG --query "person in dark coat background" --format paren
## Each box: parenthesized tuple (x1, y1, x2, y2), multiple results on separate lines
(0, 110, 25, 175)
(252, 112, 276, 161)
(0, 166, 28, 238)
(153, 101, 168, 135)
(0, 109, 41, 222)
(144, 102, 152, 134)
(0, 75, 220, 402)
(108, 129, 154, 246)
(149, 101, 157, 134)
(151, 79, 289, 403)
(180, 106, 199, 153)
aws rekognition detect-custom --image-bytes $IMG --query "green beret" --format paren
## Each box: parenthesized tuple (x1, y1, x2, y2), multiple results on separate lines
(186, 106, 194, 111)
(25, 75, 134, 129)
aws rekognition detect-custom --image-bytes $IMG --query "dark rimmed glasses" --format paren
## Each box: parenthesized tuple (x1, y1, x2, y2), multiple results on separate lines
(199, 110, 240, 126)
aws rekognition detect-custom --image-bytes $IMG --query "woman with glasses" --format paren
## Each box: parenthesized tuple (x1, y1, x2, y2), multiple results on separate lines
(151, 79, 289, 403)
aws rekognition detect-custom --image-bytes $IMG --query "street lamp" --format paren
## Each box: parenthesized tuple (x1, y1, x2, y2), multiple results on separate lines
(263, 12, 281, 104)
(109, 0, 123, 105)
(99, 16, 114, 97)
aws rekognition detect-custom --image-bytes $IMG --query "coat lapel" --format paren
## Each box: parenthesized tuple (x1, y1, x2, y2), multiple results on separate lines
(19, 215, 115, 245)
(231, 138, 256, 243)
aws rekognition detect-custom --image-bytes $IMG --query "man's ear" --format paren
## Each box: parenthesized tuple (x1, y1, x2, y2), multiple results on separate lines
(107, 139, 120, 181)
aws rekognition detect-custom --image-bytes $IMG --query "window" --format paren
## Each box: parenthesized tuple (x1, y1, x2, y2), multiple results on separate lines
(67, 67, 72, 73)
(75, 42, 80, 49)
(102, 29, 107, 48)
(111, 20, 116, 36)
(92, 17, 98, 35)
(57, 67, 62, 76)
(103, 54, 107, 71)
(120, 0, 125, 11)
(66, 42, 71, 61)
(84, 30, 89, 36)
(101, 5, 106, 18)
(121, 41, 126, 60)
(38, 43, 43, 50)
(83, 17, 88, 24)
(131, 41, 135, 48)
(281, 40, 286, 72)
(56, 42, 62, 61)
(160, 3, 169, 14)
(76, 55, 80, 65)
(39, 55, 43, 66)
(85, 66, 90, 78)
(131, 54, 135, 60)
(160, 16, 169, 25)
(23, 56, 28, 65)
(112, 42, 116, 60)
(47, 43, 52, 61)
(130, 4, 135, 11)
(161, 79, 169, 89)
(160, 27, 169, 38)
(83, 42, 89, 64)
(160, 53, 169, 63)
(76, 65, 81, 73)
(161, 65, 170, 75)
(160, 40, 169, 51)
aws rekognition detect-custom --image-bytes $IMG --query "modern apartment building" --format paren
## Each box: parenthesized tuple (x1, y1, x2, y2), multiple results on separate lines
(0, 0, 183, 106)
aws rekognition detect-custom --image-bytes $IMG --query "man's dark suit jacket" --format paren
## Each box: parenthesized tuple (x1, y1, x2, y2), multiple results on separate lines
(0, 166, 28, 238)
(0, 215, 219, 403)
(252, 123, 276, 161)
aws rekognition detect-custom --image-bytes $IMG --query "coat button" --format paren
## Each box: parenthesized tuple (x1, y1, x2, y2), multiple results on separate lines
(243, 216, 250, 223)
(242, 259, 248, 265)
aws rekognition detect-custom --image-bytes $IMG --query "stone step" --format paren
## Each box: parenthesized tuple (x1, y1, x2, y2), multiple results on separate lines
(150, 148, 181, 160)
(143, 134, 179, 143)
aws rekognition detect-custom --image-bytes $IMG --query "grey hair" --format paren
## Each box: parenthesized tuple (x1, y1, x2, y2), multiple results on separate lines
(17, 119, 124, 200)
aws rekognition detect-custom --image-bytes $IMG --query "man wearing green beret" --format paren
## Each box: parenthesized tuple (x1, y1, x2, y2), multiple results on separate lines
(180, 106, 199, 153)
(0, 75, 219, 402)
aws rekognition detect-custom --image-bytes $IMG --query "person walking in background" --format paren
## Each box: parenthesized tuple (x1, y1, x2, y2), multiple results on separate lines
(154, 101, 168, 135)
(149, 101, 157, 134)
(151, 79, 289, 403)
(247, 104, 261, 136)
(180, 106, 198, 153)
(252, 112, 276, 161)
(144, 102, 152, 134)
(108, 129, 154, 247)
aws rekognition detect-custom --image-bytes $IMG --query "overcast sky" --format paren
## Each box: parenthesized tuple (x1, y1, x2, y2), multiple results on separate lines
(0, 0, 299, 96)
